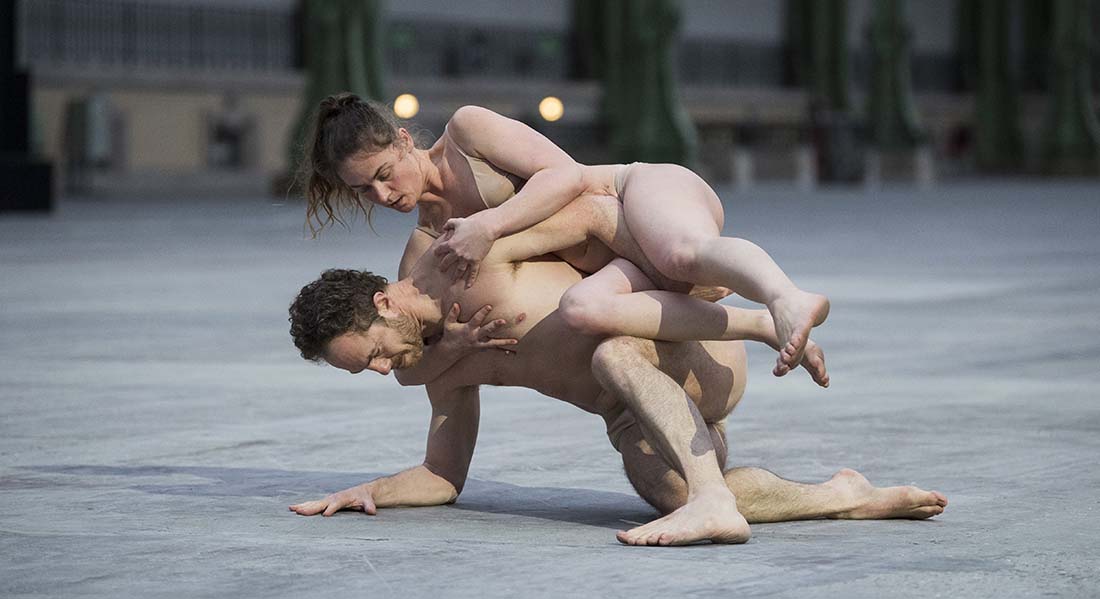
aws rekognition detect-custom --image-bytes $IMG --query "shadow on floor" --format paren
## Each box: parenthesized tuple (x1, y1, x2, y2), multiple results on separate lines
(17, 464, 657, 530)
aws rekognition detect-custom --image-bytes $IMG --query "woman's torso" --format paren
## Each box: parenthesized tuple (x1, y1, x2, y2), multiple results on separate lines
(416, 132, 626, 274)
(417, 128, 624, 236)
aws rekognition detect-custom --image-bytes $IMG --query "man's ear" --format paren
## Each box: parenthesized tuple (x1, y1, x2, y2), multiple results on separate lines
(373, 291, 400, 319)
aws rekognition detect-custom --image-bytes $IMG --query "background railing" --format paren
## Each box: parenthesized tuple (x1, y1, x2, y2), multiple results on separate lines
(19, 0, 299, 73)
(20, 0, 1072, 94)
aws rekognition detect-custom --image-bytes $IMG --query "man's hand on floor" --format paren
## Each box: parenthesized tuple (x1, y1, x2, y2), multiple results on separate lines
(289, 483, 377, 516)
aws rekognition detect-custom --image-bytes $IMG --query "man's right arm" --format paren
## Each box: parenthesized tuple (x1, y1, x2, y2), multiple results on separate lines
(288, 381, 480, 516)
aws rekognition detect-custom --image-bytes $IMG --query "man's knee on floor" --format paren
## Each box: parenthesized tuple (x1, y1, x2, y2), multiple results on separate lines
(618, 428, 688, 515)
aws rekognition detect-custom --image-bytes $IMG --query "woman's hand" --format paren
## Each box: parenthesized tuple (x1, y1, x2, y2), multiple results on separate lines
(289, 483, 376, 517)
(439, 303, 519, 354)
(434, 214, 499, 288)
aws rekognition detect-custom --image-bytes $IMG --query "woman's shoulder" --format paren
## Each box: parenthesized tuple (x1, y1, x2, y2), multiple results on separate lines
(445, 105, 506, 151)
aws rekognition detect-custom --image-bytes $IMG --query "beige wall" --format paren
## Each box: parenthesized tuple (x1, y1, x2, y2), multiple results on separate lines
(33, 79, 302, 175)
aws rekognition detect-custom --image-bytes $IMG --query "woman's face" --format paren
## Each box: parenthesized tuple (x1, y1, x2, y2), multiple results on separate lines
(336, 129, 420, 213)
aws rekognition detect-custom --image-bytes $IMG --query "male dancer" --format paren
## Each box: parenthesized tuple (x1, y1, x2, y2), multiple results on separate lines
(288, 195, 946, 545)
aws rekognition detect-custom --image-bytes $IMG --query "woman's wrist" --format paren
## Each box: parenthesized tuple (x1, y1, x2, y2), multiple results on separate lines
(472, 209, 505, 240)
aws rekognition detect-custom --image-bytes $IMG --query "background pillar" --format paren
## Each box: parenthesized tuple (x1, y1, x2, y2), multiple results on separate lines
(1041, 0, 1100, 175)
(0, 0, 54, 212)
(285, 0, 387, 177)
(598, 0, 697, 166)
(866, 0, 924, 149)
(787, 0, 860, 181)
(971, 0, 1024, 171)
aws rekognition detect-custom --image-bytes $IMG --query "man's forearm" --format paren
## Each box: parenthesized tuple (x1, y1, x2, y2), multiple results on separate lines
(368, 464, 460, 508)
(394, 342, 469, 387)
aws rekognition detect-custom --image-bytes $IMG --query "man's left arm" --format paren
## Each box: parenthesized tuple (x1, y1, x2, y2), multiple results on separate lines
(289, 380, 480, 516)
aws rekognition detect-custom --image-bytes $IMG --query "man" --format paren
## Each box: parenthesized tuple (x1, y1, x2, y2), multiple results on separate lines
(288, 196, 947, 545)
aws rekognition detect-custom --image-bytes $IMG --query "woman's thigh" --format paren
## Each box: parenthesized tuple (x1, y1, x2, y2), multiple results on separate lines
(619, 164, 725, 269)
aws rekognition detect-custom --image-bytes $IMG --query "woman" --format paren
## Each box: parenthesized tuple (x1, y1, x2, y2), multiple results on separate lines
(302, 93, 828, 377)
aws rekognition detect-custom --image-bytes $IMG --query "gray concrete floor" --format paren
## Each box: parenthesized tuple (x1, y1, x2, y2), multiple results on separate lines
(2, 182, 1099, 598)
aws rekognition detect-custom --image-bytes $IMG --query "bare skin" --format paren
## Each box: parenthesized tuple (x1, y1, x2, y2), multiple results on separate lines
(288, 199, 944, 544)
(329, 105, 829, 375)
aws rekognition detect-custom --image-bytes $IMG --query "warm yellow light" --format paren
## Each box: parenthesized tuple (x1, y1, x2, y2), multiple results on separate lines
(393, 93, 419, 119)
(539, 96, 564, 122)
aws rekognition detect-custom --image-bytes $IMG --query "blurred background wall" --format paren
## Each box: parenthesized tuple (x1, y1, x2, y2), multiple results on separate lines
(15, 0, 1100, 198)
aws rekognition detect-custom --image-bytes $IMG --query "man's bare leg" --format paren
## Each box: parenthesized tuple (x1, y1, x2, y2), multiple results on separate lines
(617, 423, 948, 523)
(592, 337, 751, 546)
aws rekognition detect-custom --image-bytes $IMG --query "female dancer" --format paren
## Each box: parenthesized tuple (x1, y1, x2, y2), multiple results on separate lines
(302, 93, 828, 376)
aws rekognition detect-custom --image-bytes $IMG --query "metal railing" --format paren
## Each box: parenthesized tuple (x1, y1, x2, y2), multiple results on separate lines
(19, 0, 298, 73)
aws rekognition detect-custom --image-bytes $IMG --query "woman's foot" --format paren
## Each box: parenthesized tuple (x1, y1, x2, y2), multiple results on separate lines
(616, 487, 751, 546)
(826, 469, 948, 520)
(769, 291, 830, 375)
(774, 339, 829, 387)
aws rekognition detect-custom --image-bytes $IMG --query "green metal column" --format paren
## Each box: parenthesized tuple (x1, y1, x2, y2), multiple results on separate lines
(1042, 0, 1100, 174)
(971, 0, 1023, 171)
(600, 0, 697, 166)
(1020, 0, 1053, 91)
(570, 0, 604, 79)
(787, 0, 849, 110)
(287, 0, 386, 170)
(866, 0, 923, 149)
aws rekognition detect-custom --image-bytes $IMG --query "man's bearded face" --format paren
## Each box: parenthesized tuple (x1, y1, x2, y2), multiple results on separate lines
(323, 315, 424, 375)
(382, 315, 424, 369)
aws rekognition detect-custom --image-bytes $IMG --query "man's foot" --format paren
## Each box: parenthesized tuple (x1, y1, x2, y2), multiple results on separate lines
(769, 291, 830, 375)
(616, 487, 751, 546)
(774, 339, 829, 387)
(826, 469, 948, 520)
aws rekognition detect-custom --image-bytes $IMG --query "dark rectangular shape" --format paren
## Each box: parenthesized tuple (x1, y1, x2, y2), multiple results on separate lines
(0, 157, 54, 212)
(0, 71, 30, 154)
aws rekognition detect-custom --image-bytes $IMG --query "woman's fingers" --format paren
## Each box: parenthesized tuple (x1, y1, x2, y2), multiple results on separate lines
(464, 263, 480, 288)
(438, 251, 460, 272)
(454, 261, 469, 280)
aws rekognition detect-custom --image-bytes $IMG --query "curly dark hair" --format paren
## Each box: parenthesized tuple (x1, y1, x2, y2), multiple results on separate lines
(289, 269, 389, 362)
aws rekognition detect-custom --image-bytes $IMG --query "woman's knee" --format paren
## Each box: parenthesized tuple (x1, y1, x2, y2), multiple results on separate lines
(652, 237, 711, 280)
(559, 285, 615, 334)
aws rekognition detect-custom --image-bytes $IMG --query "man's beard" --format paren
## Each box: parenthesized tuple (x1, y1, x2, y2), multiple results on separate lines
(383, 315, 425, 369)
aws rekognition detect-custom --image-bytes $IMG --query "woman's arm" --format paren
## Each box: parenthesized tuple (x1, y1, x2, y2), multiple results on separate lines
(435, 106, 586, 285)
